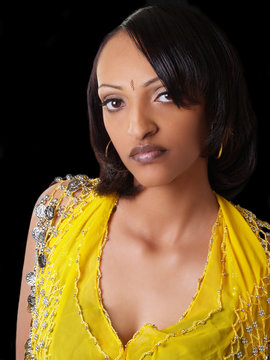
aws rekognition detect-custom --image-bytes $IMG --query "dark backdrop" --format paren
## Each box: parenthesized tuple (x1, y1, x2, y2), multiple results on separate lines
(1, 2, 269, 359)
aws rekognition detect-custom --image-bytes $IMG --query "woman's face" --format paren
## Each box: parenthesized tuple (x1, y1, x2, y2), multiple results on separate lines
(97, 31, 208, 188)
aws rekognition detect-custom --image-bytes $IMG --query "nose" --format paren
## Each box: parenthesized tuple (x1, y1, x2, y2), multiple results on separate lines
(127, 105, 158, 140)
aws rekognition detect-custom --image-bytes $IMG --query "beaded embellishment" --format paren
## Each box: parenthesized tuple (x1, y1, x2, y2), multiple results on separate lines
(23, 182, 270, 359)
(224, 205, 270, 359)
(24, 174, 99, 359)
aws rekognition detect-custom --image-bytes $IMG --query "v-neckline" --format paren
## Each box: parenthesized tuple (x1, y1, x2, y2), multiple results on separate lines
(95, 197, 225, 349)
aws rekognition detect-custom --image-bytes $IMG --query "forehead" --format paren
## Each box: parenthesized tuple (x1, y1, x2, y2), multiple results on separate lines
(96, 31, 157, 85)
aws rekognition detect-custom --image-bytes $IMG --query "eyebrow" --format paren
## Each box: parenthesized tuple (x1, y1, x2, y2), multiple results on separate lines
(143, 76, 160, 87)
(98, 77, 160, 90)
(98, 83, 122, 90)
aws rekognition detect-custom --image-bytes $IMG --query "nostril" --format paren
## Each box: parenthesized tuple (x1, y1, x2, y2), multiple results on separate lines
(127, 119, 158, 140)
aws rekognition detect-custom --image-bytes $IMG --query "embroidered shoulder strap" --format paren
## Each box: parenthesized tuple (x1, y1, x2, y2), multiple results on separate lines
(24, 174, 99, 359)
(236, 204, 270, 256)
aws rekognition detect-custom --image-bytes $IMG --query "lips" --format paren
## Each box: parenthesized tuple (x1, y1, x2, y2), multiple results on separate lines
(129, 144, 167, 157)
(129, 144, 167, 163)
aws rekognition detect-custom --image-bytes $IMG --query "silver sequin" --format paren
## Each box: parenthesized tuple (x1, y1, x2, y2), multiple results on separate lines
(34, 204, 46, 219)
(26, 271, 36, 287)
(67, 179, 81, 192)
(38, 253, 47, 268)
(44, 205, 55, 220)
(27, 294, 35, 307)
(32, 227, 46, 244)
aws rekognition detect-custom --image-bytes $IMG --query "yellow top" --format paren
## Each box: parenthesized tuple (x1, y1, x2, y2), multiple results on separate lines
(24, 175, 270, 360)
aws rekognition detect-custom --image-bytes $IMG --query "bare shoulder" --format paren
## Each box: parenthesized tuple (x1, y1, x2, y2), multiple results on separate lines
(34, 174, 99, 224)
(23, 173, 98, 274)
(16, 179, 62, 359)
(16, 174, 97, 359)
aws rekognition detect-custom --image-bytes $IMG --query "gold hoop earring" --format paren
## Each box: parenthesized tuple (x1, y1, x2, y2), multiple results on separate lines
(216, 143, 223, 160)
(104, 139, 129, 173)
(105, 140, 112, 158)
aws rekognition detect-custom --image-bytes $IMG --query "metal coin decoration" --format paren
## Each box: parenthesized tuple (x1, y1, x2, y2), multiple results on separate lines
(34, 203, 46, 219)
(38, 253, 47, 268)
(27, 293, 36, 307)
(24, 338, 31, 351)
(26, 271, 35, 287)
(44, 205, 55, 220)
(24, 175, 95, 357)
(67, 179, 81, 192)
(32, 227, 46, 244)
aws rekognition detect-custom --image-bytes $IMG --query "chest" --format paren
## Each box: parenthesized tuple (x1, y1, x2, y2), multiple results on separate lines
(99, 234, 208, 345)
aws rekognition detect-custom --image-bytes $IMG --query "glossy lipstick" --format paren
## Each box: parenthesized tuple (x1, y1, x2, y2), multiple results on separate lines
(129, 144, 167, 164)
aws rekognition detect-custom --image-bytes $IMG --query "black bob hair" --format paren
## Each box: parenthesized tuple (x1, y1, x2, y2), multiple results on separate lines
(87, 4, 257, 200)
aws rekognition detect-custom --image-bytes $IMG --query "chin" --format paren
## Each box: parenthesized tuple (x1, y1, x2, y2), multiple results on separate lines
(132, 169, 178, 189)
(129, 157, 206, 189)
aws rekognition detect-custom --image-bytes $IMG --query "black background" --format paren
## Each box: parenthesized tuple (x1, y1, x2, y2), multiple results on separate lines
(1, 1, 270, 359)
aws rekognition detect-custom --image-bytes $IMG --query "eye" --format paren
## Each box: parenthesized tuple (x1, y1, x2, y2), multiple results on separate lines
(156, 91, 173, 103)
(101, 98, 125, 112)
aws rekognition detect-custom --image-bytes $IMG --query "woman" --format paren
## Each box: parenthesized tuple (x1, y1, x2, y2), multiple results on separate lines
(17, 4, 270, 359)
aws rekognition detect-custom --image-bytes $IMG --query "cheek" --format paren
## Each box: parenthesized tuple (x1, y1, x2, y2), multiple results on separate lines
(103, 118, 128, 157)
(103, 115, 118, 143)
(158, 103, 206, 143)
(168, 116, 205, 153)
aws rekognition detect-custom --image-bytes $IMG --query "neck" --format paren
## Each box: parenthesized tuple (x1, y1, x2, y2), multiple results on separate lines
(118, 161, 219, 249)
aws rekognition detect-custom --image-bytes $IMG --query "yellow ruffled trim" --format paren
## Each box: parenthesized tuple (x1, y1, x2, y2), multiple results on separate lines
(95, 208, 228, 360)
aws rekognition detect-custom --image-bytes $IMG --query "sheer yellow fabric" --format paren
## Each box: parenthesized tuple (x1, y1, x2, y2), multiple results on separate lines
(24, 177, 270, 359)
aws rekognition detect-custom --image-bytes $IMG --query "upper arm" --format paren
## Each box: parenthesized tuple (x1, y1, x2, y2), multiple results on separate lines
(16, 174, 96, 359)
(16, 203, 38, 360)
(16, 181, 69, 360)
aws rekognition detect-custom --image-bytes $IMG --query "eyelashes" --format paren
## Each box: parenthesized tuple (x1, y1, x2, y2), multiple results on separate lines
(101, 98, 124, 112)
(100, 91, 173, 113)
(157, 91, 172, 103)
